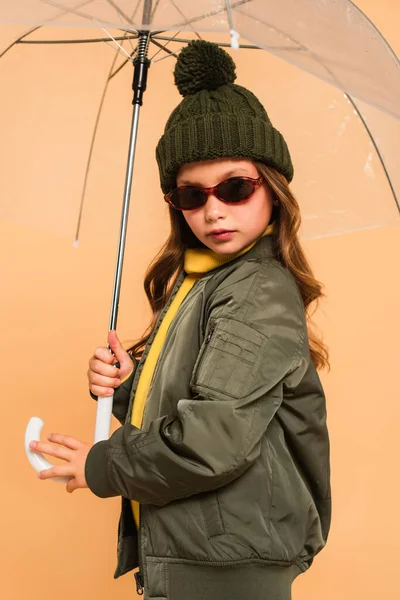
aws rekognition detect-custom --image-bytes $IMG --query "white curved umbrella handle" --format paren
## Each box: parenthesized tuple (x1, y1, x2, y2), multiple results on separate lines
(25, 417, 70, 483)
(25, 395, 113, 483)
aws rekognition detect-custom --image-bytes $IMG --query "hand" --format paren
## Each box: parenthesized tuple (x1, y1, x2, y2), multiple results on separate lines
(29, 434, 92, 493)
(88, 329, 134, 398)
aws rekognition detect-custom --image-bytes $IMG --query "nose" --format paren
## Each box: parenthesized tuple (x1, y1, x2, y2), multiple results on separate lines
(204, 193, 226, 222)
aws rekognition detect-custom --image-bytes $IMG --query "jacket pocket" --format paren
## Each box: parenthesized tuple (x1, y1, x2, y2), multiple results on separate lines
(190, 317, 267, 399)
(198, 489, 225, 538)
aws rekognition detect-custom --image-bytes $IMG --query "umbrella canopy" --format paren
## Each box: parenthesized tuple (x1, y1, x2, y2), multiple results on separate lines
(1, 0, 399, 116)
(0, 0, 400, 238)
(0, 1, 399, 240)
(0, 0, 400, 117)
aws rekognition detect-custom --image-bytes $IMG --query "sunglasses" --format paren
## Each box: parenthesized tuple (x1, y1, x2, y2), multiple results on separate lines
(164, 175, 264, 211)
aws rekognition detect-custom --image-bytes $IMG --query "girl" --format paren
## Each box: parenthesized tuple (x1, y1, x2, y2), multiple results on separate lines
(30, 40, 331, 599)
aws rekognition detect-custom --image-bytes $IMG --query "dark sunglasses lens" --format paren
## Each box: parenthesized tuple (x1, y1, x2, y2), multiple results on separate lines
(218, 178, 255, 203)
(170, 187, 206, 210)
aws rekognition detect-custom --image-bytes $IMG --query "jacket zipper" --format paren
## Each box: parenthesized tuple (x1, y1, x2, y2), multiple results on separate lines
(192, 321, 216, 383)
(133, 275, 197, 594)
(190, 321, 216, 386)
(134, 500, 145, 595)
(134, 571, 144, 596)
(205, 321, 216, 345)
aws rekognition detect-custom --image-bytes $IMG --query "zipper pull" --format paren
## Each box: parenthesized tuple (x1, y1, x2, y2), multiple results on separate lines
(134, 571, 144, 595)
(205, 323, 215, 344)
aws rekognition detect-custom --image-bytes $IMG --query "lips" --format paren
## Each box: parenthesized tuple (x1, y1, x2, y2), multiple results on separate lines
(208, 229, 234, 235)
(207, 229, 236, 242)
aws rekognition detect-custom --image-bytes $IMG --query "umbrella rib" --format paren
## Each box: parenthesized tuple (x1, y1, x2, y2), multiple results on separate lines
(41, 0, 100, 22)
(345, 96, 399, 214)
(225, 0, 235, 26)
(41, 0, 137, 33)
(17, 35, 138, 45)
(94, 20, 135, 61)
(1, 0, 98, 56)
(75, 3, 142, 243)
(150, 38, 178, 58)
(233, 6, 305, 51)
(109, 51, 136, 79)
(168, 0, 252, 31)
(0, 26, 42, 59)
(104, 0, 134, 26)
(149, 30, 181, 61)
(151, 34, 261, 49)
(109, 3, 141, 77)
(169, 0, 202, 40)
(103, 38, 133, 59)
(104, 0, 137, 54)
(151, 0, 162, 20)
(74, 39, 135, 244)
(151, 52, 179, 65)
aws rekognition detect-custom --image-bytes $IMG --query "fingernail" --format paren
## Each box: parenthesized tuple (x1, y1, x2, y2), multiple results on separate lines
(30, 441, 36, 449)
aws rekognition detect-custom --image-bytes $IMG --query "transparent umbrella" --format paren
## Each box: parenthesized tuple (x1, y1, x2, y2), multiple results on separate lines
(0, 0, 398, 480)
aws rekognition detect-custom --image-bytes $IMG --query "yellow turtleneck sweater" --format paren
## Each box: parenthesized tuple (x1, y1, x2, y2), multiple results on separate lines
(130, 224, 274, 527)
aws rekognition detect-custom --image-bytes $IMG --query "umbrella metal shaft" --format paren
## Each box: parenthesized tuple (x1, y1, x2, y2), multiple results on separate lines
(94, 31, 151, 444)
(108, 102, 140, 332)
(108, 31, 150, 334)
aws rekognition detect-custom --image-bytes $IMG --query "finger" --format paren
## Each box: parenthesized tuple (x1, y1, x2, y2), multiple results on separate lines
(66, 478, 77, 494)
(108, 329, 121, 350)
(38, 465, 74, 480)
(46, 433, 83, 451)
(88, 373, 121, 388)
(29, 440, 72, 461)
(89, 360, 120, 379)
(89, 385, 115, 397)
(108, 330, 129, 364)
(93, 346, 116, 365)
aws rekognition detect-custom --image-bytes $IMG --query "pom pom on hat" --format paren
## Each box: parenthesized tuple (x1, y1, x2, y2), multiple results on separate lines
(174, 40, 237, 97)
(156, 39, 294, 192)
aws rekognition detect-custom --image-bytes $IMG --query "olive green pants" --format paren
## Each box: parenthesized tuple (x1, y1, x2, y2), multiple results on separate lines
(165, 563, 300, 600)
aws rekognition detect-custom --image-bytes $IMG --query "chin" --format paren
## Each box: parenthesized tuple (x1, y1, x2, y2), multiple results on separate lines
(207, 240, 244, 255)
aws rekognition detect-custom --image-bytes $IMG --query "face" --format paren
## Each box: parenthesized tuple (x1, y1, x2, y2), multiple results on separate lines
(177, 158, 275, 255)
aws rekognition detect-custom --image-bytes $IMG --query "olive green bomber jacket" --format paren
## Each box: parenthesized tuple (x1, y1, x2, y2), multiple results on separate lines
(85, 235, 331, 598)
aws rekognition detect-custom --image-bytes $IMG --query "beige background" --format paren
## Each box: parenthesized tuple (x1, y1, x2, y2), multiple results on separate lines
(0, 1, 399, 598)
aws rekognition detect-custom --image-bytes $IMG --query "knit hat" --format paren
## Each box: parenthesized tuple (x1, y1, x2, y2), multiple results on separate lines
(156, 40, 294, 194)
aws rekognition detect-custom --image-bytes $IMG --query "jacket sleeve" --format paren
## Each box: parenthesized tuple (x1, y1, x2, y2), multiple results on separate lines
(89, 357, 136, 426)
(85, 264, 308, 503)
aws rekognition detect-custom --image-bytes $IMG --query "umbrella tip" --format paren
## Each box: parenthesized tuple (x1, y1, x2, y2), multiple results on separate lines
(230, 30, 240, 50)
(73, 240, 79, 249)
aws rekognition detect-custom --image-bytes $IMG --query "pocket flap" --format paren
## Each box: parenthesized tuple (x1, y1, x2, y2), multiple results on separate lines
(191, 318, 268, 399)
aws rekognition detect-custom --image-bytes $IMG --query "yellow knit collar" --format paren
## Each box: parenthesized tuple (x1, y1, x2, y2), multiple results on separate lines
(184, 223, 274, 275)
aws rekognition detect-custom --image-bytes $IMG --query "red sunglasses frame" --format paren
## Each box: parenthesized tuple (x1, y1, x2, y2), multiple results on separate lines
(164, 175, 264, 211)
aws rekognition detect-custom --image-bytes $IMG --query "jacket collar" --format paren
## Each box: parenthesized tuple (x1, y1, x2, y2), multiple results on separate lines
(184, 222, 275, 275)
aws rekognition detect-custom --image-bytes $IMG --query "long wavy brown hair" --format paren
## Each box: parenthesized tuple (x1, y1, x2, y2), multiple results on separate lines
(128, 161, 330, 371)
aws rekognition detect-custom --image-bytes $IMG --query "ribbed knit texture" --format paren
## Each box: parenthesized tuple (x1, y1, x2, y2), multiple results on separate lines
(156, 40, 293, 193)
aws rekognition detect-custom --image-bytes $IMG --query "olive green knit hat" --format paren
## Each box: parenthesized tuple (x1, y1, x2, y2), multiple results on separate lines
(156, 40, 294, 194)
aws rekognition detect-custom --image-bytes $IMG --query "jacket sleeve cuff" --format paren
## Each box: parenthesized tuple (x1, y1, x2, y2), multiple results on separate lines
(85, 440, 119, 498)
